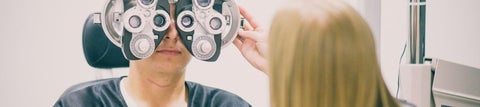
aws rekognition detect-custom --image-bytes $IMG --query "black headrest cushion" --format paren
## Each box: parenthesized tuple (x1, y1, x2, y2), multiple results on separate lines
(82, 13, 129, 68)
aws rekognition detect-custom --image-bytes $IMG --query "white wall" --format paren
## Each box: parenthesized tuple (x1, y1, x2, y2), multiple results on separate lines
(0, 0, 100, 106)
(381, 0, 480, 96)
(381, 0, 410, 96)
(425, 0, 480, 68)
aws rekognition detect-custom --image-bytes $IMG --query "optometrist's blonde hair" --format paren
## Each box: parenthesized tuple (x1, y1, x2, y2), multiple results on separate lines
(268, 0, 399, 107)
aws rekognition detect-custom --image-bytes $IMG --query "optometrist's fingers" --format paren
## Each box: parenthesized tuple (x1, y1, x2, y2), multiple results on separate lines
(242, 20, 254, 31)
(239, 6, 262, 31)
(233, 37, 243, 49)
(237, 30, 264, 43)
(233, 37, 267, 72)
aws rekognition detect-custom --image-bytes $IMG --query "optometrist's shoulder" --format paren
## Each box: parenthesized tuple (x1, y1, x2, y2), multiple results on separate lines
(233, 6, 268, 74)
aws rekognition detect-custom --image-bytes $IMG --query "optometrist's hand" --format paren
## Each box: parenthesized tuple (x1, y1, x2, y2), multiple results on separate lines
(234, 6, 268, 74)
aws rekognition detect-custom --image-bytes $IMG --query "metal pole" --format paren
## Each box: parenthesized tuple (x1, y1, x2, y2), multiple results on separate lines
(408, 0, 426, 64)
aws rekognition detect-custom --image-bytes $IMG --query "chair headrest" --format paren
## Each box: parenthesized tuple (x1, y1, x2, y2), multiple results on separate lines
(82, 13, 129, 68)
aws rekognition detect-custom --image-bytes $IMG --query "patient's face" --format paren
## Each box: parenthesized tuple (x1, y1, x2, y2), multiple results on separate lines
(138, 4, 192, 72)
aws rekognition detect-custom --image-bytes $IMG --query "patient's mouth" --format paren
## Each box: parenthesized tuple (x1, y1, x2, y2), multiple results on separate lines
(156, 49, 181, 55)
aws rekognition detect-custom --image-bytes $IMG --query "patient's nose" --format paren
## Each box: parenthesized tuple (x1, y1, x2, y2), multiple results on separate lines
(164, 4, 178, 41)
(164, 18, 178, 40)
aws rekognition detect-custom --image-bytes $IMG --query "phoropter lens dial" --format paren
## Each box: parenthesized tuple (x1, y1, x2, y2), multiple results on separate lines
(129, 15, 142, 28)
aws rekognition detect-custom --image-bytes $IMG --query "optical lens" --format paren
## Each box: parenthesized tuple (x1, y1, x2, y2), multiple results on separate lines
(197, 0, 211, 7)
(153, 14, 166, 27)
(140, 0, 154, 5)
(129, 15, 141, 28)
(181, 15, 193, 27)
(210, 17, 222, 30)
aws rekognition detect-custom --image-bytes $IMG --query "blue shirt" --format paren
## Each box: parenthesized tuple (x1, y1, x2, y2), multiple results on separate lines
(54, 76, 251, 107)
